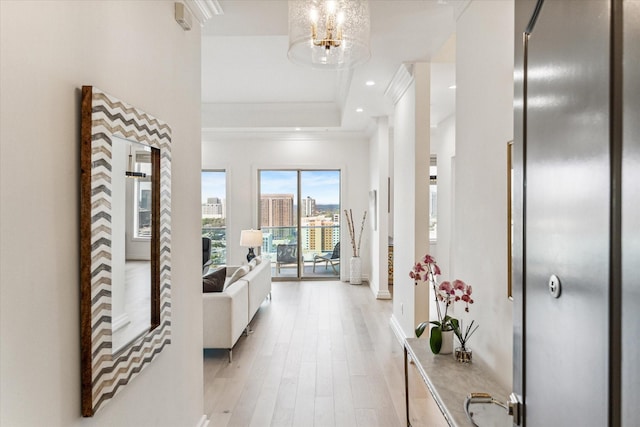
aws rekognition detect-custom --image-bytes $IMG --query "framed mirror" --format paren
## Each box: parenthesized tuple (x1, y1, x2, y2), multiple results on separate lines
(80, 86, 171, 416)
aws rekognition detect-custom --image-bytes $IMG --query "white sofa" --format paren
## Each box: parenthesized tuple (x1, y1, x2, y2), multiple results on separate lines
(203, 257, 271, 362)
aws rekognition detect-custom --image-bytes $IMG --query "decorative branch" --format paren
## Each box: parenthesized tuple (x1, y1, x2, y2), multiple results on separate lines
(344, 209, 367, 257)
(356, 210, 367, 257)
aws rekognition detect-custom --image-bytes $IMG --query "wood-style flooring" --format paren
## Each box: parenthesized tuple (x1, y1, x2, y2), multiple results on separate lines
(203, 280, 448, 427)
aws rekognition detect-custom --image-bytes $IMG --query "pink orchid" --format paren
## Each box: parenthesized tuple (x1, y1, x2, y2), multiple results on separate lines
(423, 254, 436, 264)
(410, 253, 476, 332)
(438, 281, 452, 292)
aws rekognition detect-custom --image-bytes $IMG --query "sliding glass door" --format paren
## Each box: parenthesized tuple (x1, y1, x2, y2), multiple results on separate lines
(259, 170, 340, 280)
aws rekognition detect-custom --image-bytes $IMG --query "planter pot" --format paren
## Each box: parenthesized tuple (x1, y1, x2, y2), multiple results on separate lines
(439, 329, 454, 355)
(350, 256, 362, 285)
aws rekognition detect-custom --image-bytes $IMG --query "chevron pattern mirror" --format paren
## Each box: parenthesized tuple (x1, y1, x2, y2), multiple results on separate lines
(80, 86, 172, 416)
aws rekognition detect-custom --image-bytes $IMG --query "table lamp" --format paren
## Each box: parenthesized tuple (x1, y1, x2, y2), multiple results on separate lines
(239, 229, 263, 262)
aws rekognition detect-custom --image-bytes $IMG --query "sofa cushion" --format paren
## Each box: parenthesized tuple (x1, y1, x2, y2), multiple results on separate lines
(203, 267, 227, 293)
(225, 265, 250, 290)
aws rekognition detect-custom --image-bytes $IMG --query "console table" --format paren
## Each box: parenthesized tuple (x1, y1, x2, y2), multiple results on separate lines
(404, 338, 510, 427)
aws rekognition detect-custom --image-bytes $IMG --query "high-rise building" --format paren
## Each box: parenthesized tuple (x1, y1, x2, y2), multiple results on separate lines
(260, 194, 294, 227)
(202, 197, 225, 218)
(301, 196, 316, 217)
(261, 194, 295, 241)
(301, 215, 339, 253)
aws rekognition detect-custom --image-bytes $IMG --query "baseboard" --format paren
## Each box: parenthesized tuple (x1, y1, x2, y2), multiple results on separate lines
(112, 313, 130, 332)
(375, 289, 392, 300)
(389, 314, 407, 346)
(195, 415, 209, 427)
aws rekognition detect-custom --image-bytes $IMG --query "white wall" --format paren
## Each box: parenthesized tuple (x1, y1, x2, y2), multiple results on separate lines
(0, 1, 204, 426)
(430, 113, 456, 320)
(390, 63, 431, 339)
(368, 118, 392, 299)
(201, 134, 370, 282)
(431, 114, 456, 275)
(453, 0, 514, 390)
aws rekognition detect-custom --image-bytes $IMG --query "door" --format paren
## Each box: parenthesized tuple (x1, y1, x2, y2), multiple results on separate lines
(259, 169, 341, 280)
(515, 0, 612, 425)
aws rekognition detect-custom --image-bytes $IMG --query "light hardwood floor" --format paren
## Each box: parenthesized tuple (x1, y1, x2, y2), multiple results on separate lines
(203, 280, 449, 427)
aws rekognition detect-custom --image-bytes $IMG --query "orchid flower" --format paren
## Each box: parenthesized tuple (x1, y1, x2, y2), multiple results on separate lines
(410, 254, 477, 354)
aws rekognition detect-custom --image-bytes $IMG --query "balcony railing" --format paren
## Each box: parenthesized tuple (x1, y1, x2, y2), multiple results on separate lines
(202, 226, 226, 267)
(260, 224, 340, 261)
(202, 225, 340, 275)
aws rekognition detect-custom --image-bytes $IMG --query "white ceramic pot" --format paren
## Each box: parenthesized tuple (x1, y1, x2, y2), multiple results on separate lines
(350, 256, 362, 285)
(440, 329, 454, 355)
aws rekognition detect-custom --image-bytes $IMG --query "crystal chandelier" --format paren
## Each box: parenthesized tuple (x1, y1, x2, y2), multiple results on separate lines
(288, 0, 371, 69)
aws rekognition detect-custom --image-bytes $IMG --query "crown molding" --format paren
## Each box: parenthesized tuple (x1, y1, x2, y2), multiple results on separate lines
(184, 0, 223, 26)
(452, 0, 472, 21)
(201, 128, 369, 143)
(384, 63, 414, 105)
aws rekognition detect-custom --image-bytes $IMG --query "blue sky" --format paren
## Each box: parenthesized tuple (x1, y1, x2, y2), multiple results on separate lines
(201, 170, 340, 204)
(202, 171, 226, 203)
(260, 170, 340, 204)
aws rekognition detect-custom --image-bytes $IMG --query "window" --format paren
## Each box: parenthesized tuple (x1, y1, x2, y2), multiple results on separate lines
(202, 171, 226, 267)
(133, 147, 152, 239)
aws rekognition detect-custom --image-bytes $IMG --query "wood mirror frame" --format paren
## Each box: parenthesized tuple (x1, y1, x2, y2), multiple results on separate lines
(80, 86, 172, 416)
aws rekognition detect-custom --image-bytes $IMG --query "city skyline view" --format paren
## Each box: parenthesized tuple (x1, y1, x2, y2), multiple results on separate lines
(201, 171, 225, 204)
(260, 170, 340, 205)
(202, 170, 340, 205)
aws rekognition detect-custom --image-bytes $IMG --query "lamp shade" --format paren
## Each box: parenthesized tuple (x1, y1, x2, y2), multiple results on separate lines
(240, 229, 263, 248)
(288, 0, 371, 69)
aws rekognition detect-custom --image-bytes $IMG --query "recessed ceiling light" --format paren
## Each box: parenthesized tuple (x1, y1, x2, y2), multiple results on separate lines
(449, 85, 457, 89)
(295, 127, 301, 131)
(365, 80, 375, 86)
(356, 108, 364, 113)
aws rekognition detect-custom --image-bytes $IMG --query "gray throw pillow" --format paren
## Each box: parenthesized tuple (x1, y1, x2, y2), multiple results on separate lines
(203, 267, 226, 293)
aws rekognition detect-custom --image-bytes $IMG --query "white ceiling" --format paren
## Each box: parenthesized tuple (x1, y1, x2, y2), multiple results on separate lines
(201, 0, 460, 136)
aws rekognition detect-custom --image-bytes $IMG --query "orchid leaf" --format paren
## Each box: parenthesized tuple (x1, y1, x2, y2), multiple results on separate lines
(449, 318, 459, 331)
(429, 327, 442, 354)
(415, 322, 429, 338)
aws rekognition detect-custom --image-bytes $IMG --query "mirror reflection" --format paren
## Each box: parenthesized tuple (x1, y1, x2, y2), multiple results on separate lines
(111, 136, 153, 353)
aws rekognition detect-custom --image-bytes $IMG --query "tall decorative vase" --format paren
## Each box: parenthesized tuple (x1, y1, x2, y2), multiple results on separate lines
(440, 329, 454, 355)
(350, 256, 362, 285)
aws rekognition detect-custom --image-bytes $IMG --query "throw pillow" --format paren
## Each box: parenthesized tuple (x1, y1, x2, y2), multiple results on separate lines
(254, 255, 262, 265)
(248, 258, 258, 270)
(225, 265, 250, 289)
(203, 267, 227, 293)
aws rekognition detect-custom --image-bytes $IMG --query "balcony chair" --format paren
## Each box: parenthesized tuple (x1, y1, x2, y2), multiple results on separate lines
(276, 244, 298, 274)
(313, 242, 340, 274)
(203, 237, 213, 275)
